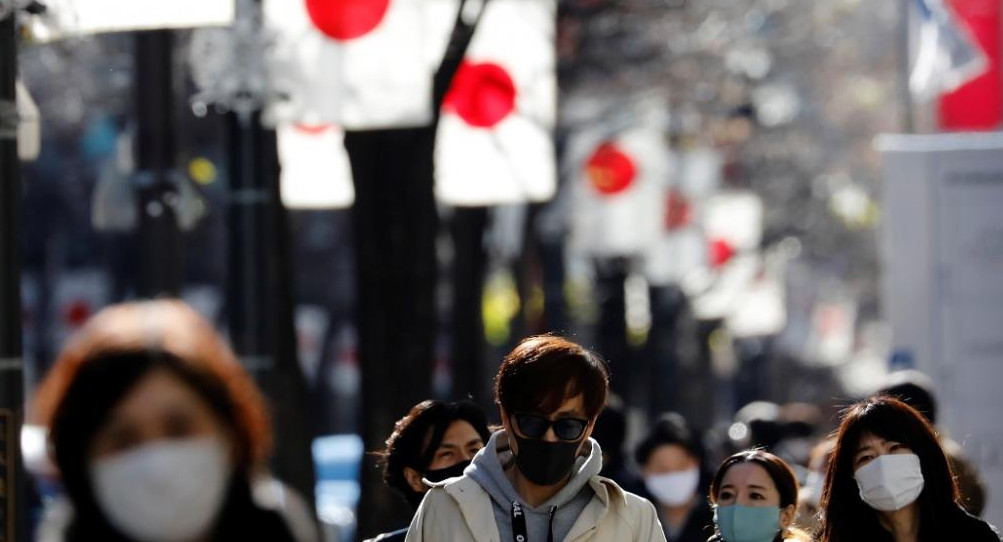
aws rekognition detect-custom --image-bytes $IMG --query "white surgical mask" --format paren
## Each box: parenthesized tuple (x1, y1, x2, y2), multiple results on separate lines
(91, 436, 232, 542)
(644, 467, 700, 506)
(854, 453, 924, 512)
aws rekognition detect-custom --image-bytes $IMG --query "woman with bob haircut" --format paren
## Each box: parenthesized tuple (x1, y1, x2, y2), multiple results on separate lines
(816, 395, 1000, 542)
(32, 300, 317, 542)
(707, 450, 809, 542)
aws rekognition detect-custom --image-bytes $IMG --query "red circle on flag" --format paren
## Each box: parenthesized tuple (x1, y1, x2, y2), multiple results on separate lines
(443, 61, 517, 128)
(709, 238, 735, 268)
(294, 123, 335, 135)
(586, 143, 635, 195)
(305, 0, 391, 41)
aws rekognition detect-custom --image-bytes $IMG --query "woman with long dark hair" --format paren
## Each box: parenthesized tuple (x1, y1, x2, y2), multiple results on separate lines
(32, 300, 316, 542)
(817, 396, 1000, 542)
(707, 450, 809, 542)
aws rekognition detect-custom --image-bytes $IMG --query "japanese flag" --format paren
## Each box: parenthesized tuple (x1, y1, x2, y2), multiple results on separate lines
(277, 124, 355, 209)
(567, 127, 667, 258)
(690, 190, 765, 320)
(265, 0, 436, 129)
(642, 148, 723, 286)
(30, 0, 233, 39)
(434, 0, 557, 206)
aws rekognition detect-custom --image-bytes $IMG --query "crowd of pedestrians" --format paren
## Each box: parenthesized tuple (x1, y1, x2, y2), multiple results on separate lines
(27, 300, 1003, 542)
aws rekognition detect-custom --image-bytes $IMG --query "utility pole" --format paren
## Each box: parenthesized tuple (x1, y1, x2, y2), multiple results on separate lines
(0, 9, 26, 541)
(224, 109, 316, 508)
(134, 30, 183, 297)
(449, 207, 489, 408)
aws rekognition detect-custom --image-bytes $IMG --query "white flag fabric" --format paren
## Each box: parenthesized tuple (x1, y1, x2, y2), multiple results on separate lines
(265, 0, 436, 129)
(568, 127, 667, 257)
(30, 0, 233, 39)
(277, 124, 355, 209)
(434, 0, 557, 206)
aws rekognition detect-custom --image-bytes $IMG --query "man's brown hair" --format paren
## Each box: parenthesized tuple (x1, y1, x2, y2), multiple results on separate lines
(494, 335, 609, 420)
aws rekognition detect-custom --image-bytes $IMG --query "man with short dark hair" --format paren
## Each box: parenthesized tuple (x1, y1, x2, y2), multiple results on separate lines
(406, 335, 666, 542)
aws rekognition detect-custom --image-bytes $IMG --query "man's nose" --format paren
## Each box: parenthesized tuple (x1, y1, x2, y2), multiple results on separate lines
(542, 425, 560, 442)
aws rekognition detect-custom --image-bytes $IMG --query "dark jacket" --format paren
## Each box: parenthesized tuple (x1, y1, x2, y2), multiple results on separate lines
(365, 527, 408, 542)
(655, 499, 714, 542)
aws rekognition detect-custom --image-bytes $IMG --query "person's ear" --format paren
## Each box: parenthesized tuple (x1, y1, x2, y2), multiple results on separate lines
(403, 466, 426, 493)
(499, 406, 512, 433)
(779, 503, 796, 530)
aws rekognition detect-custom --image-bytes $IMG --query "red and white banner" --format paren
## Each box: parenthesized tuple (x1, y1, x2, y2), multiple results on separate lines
(265, 0, 436, 129)
(642, 148, 722, 286)
(434, 0, 557, 206)
(277, 123, 355, 209)
(938, 0, 1001, 130)
(568, 127, 668, 257)
(690, 190, 765, 320)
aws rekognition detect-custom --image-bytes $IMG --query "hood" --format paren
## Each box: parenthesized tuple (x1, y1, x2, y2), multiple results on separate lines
(465, 429, 603, 512)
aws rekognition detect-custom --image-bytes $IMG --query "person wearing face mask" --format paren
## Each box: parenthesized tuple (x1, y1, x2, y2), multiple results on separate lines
(816, 396, 1000, 542)
(366, 399, 492, 541)
(635, 413, 714, 542)
(707, 450, 809, 542)
(405, 335, 666, 542)
(31, 300, 318, 542)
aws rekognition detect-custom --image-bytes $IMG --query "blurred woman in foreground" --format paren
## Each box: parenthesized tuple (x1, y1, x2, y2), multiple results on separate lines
(707, 450, 809, 542)
(816, 395, 999, 542)
(32, 300, 317, 542)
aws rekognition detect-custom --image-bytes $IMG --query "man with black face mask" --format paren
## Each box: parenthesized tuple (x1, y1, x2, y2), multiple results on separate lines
(368, 399, 492, 542)
(405, 335, 666, 542)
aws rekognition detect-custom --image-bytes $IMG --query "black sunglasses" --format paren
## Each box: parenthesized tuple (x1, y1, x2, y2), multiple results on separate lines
(513, 413, 589, 441)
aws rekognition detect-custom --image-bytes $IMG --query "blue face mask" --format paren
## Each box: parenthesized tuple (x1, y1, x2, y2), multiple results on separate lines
(714, 504, 781, 542)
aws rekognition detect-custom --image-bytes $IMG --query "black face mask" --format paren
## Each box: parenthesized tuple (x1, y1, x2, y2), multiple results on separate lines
(512, 434, 583, 486)
(403, 460, 472, 509)
(423, 459, 471, 484)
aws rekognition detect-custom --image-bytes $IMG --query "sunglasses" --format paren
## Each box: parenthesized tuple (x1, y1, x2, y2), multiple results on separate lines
(513, 413, 589, 441)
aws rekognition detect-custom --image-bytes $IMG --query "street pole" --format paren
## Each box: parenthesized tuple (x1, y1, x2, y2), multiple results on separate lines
(449, 206, 489, 408)
(0, 10, 26, 541)
(224, 109, 316, 507)
(134, 30, 183, 297)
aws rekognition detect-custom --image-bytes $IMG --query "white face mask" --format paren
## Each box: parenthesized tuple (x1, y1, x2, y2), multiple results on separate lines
(854, 453, 924, 512)
(91, 437, 232, 542)
(644, 467, 700, 506)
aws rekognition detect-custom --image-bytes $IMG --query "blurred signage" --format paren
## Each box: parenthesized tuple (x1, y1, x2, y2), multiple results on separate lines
(939, 0, 1001, 130)
(434, 0, 557, 205)
(879, 133, 1003, 527)
(32, 0, 234, 37)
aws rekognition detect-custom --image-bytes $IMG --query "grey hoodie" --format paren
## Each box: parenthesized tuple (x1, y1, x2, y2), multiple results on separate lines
(465, 430, 603, 542)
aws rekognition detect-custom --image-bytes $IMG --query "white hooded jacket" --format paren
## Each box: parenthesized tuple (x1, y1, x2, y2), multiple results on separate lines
(405, 430, 665, 542)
